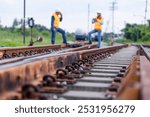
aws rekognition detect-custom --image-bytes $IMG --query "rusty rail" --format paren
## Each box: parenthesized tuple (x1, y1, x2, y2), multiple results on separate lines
(0, 43, 96, 59)
(115, 56, 140, 100)
(0, 44, 64, 59)
(0, 43, 97, 66)
(0, 42, 95, 59)
(1, 44, 150, 100)
(0, 52, 80, 99)
(107, 55, 150, 100)
(104, 44, 150, 100)
(139, 45, 150, 61)
(0, 45, 127, 99)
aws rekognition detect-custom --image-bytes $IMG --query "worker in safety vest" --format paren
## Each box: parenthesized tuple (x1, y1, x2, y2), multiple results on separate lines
(88, 12, 103, 48)
(51, 10, 67, 44)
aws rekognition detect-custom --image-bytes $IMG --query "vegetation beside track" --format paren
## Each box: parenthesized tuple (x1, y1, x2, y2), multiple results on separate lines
(103, 22, 150, 45)
(115, 39, 150, 45)
(0, 25, 75, 47)
(1, 21, 150, 47)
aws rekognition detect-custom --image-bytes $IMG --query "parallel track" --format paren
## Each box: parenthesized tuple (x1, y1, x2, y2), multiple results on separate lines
(0, 41, 96, 59)
(0, 44, 149, 100)
(140, 44, 150, 61)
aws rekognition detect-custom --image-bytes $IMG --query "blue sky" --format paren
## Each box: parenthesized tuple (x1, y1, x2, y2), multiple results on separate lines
(0, 0, 149, 33)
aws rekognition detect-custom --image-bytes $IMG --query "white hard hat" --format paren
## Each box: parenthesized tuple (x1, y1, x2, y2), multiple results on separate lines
(55, 9, 61, 13)
(97, 12, 101, 15)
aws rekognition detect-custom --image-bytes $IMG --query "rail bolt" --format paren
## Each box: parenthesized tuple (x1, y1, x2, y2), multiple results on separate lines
(21, 84, 39, 99)
(43, 75, 56, 87)
(56, 69, 68, 79)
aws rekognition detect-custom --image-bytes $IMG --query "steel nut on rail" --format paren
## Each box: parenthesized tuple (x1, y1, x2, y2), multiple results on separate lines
(65, 65, 83, 78)
(56, 69, 76, 84)
(21, 84, 47, 100)
(72, 62, 86, 74)
(39, 75, 67, 94)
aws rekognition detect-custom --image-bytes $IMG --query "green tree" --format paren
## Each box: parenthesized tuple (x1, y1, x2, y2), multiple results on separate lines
(122, 23, 149, 42)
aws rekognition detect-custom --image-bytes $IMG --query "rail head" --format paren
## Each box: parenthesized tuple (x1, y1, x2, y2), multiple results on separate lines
(78, 44, 128, 58)
(0, 44, 128, 99)
(0, 44, 62, 51)
(0, 44, 64, 59)
(140, 45, 150, 61)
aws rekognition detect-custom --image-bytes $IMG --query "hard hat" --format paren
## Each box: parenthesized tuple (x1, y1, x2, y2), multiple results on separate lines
(55, 9, 61, 13)
(97, 12, 101, 15)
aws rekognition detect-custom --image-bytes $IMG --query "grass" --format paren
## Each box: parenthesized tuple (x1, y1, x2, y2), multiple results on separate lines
(0, 29, 75, 47)
(115, 39, 133, 44)
(136, 41, 150, 45)
(1, 28, 149, 47)
(115, 38, 150, 45)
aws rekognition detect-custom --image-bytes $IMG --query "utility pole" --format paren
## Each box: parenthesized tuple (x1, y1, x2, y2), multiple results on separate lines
(87, 4, 90, 33)
(23, 0, 26, 44)
(144, 0, 148, 25)
(110, 0, 117, 45)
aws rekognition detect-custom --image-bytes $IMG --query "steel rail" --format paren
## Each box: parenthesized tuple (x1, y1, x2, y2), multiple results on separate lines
(0, 44, 64, 59)
(139, 45, 150, 61)
(0, 45, 128, 99)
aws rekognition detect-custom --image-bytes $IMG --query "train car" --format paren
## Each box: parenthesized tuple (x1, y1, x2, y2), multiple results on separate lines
(75, 29, 87, 41)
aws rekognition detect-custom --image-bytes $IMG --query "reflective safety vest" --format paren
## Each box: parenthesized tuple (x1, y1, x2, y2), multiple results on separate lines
(94, 17, 103, 30)
(53, 13, 60, 28)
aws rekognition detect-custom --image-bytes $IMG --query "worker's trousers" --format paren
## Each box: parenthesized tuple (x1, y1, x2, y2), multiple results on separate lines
(88, 29, 102, 48)
(51, 27, 67, 44)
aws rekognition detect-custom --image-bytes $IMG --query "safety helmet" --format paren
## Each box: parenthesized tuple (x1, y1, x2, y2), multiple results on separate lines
(55, 9, 61, 13)
(97, 12, 101, 16)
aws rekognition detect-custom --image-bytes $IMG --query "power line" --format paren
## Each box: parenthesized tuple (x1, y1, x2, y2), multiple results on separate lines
(23, 0, 26, 44)
(87, 4, 90, 33)
(109, 0, 117, 43)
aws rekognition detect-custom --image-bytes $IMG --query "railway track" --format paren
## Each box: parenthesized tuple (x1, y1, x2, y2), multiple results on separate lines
(60, 46, 138, 100)
(0, 44, 149, 100)
(0, 41, 95, 59)
(140, 44, 150, 61)
(0, 44, 63, 59)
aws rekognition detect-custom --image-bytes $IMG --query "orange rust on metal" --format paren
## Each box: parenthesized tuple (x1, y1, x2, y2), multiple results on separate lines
(0, 52, 3, 58)
(0, 44, 63, 59)
(0, 52, 79, 98)
(0, 43, 97, 59)
(117, 85, 140, 100)
(0, 44, 128, 99)
(116, 56, 140, 100)
(41, 87, 67, 94)
(140, 56, 150, 100)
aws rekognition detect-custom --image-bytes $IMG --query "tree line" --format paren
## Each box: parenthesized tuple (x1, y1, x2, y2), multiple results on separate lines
(103, 20, 150, 43)
(122, 20, 150, 42)
(0, 18, 50, 37)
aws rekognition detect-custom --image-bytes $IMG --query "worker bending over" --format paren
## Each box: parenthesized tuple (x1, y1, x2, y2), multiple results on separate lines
(88, 12, 103, 48)
(51, 10, 67, 44)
